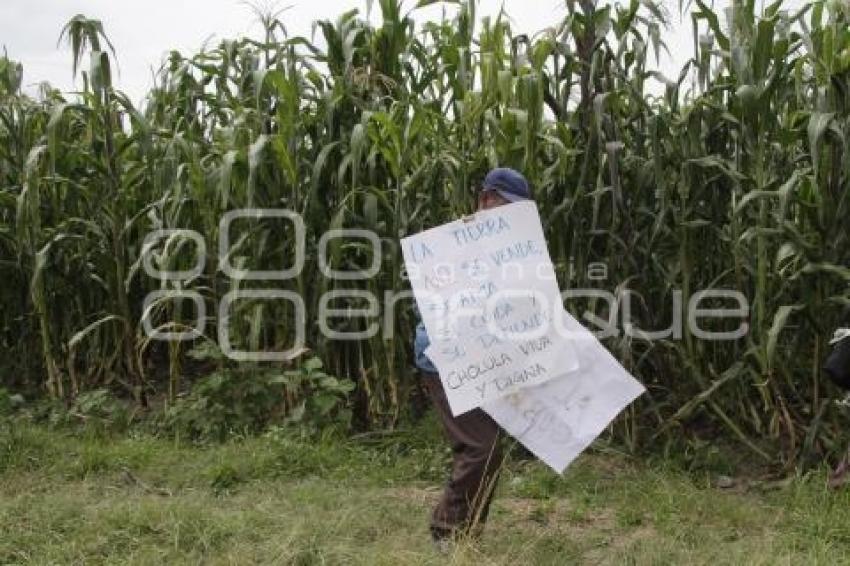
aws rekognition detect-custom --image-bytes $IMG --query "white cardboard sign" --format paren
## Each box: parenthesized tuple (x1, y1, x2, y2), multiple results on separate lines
(402, 201, 580, 415)
(405, 200, 646, 473)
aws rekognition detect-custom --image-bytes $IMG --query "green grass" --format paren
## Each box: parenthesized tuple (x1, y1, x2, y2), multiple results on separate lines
(3, 417, 850, 565)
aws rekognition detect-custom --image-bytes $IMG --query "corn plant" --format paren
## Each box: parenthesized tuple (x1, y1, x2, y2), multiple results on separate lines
(0, 0, 848, 466)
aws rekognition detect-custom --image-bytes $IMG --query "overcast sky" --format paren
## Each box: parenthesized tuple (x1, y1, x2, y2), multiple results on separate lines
(1, 0, 799, 106)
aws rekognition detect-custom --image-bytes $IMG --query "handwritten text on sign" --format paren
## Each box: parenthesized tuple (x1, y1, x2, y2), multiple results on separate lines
(478, 309, 646, 473)
(402, 201, 579, 415)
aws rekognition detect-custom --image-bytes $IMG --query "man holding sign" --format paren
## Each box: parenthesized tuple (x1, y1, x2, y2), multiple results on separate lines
(412, 168, 537, 544)
(407, 167, 645, 548)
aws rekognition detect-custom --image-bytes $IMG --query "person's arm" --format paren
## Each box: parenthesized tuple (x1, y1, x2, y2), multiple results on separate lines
(414, 320, 438, 374)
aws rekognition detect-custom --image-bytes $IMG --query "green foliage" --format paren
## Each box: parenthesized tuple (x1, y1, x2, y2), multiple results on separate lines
(0, 57, 23, 96)
(0, 0, 849, 467)
(5, 420, 850, 563)
(70, 388, 130, 424)
(275, 357, 356, 432)
(0, 421, 52, 473)
(159, 356, 354, 441)
(207, 462, 242, 495)
(0, 388, 24, 416)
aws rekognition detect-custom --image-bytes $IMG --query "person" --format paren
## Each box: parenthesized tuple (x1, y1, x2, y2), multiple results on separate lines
(824, 325, 850, 488)
(413, 167, 532, 547)
(824, 327, 850, 391)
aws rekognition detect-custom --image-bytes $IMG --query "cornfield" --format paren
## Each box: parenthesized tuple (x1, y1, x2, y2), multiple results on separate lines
(1, 0, 848, 467)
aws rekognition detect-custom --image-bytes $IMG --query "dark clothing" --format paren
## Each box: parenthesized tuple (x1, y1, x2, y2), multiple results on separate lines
(825, 336, 850, 390)
(414, 321, 437, 373)
(421, 371, 503, 538)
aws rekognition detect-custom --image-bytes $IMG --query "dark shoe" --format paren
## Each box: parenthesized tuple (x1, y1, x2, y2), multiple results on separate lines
(829, 455, 850, 489)
(430, 527, 455, 555)
(432, 536, 453, 555)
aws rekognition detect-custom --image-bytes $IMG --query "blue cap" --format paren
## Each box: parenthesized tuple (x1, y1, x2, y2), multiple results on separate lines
(481, 167, 531, 202)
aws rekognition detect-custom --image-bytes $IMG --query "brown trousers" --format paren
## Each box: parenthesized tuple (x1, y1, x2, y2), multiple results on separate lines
(421, 371, 503, 538)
